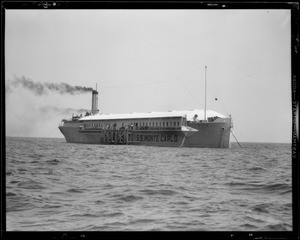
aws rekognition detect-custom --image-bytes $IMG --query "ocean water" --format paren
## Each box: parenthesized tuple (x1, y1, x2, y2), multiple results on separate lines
(6, 137, 292, 231)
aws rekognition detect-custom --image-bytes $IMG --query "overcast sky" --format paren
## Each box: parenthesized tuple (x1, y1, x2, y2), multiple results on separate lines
(5, 9, 292, 143)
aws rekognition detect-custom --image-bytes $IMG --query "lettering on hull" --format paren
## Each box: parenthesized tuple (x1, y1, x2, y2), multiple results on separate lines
(136, 134, 178, 142)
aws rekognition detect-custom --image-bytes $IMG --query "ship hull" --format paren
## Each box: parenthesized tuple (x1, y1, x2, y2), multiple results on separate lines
(58, 118, 231, 148)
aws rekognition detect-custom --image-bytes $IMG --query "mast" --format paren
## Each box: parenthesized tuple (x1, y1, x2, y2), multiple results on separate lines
(204, 66, 207, 121)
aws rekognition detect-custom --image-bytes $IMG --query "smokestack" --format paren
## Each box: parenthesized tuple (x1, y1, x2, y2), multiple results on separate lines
(91, 90, 99, 115)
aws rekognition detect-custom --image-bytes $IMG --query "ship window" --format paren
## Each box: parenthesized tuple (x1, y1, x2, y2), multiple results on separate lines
(177, 121, 179, 126)
(163, 122, 165, 126)
(156, 122, 158, 126)
(166, 122, 168, 127)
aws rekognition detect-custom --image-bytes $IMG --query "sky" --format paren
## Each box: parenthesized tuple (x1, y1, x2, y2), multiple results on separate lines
(5, 9, 292, 143)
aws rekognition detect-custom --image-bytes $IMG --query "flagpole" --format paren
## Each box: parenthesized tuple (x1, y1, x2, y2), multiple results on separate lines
(204, 66, 207, 121)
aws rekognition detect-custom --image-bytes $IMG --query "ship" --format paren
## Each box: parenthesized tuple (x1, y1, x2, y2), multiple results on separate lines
(59, 67, 232, 148)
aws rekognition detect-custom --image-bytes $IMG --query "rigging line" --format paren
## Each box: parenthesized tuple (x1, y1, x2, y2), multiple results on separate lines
(104, 80, 173, 89)
(177, 79, 204, 108)
(202, 73, 225, 115)
(208, 74, 221, 98)
(207, 89, 230, 117)
(201, 71, 230, 117)
(209, 76, 230, 116)
(230, 129, 242, 148)
(205, 75, 218, 101)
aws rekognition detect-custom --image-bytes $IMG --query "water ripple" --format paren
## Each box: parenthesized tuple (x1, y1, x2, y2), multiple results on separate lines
(5, 138, 292, 231)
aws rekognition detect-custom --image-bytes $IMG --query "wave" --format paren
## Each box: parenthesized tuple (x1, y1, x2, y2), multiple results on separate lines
(6, 199, 32, 212)
(173, 201, 189, 205)
(70, 213, 100, 218)
(6, 138, 292, 231)
(248, 166, 267, 171)
(226, 182, 247, 187)
(9, 180, 20, 184)
(250, 203, 270, 213)
(17, 168, 28, 172)
(102, 212, 124, 218)
(28, 153, 45, 160)
(264, 183, 292, 194)
(239, 223, 258, 230)
(266, 223, 292, 231)
(128, 218, 155, 224)
(30, 160, 40, 163)
(6, 170, 14, 176)
(66, 188, 85, 193)
(176, 153, 192, 158)
(95, 200, 105, 204)
(226, 182, 291, 195)
(140, 189, 178, 196)
(283, 202, 292, 209)
(46, 159, 61, 165)
(118, 195, 144, 203)
(42, 204, 62, 209)
(244, 215, 266, 224)
(17, 179, 46, 190)
(6, 192, 17, 197)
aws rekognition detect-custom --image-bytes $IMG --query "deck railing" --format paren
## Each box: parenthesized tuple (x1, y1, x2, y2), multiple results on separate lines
(81, 125, 182, 131)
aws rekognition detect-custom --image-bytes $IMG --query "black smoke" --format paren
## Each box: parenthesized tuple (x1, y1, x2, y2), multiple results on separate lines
(7, 76, 93, 95)
(39, 106, 89, 115)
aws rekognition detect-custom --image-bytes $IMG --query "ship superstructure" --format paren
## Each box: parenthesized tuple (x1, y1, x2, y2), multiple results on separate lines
(59, 92, 231, 148)
(59, 67, 232, 148)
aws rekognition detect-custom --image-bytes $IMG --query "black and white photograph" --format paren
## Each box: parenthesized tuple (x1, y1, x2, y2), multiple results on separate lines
(3, 1, 298, 238)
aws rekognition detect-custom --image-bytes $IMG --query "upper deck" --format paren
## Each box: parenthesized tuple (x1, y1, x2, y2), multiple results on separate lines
(78, 109, 225, 122)
(60, 109, 227, 131)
